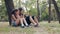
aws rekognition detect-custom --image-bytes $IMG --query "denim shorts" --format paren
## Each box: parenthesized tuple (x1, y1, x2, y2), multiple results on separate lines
(11, 20, 17, 26)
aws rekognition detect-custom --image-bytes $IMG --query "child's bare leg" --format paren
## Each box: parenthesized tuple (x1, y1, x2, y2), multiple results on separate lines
(15, 19, 20, 25)
(34, 16, 38, 24)
(23, 18, 28, 26)
(30, 16, 37, 25)
(20, 18, 24, 27)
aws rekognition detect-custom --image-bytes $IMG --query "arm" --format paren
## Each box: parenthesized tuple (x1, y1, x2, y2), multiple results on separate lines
(12, 14, 20, 24)
(12, 14, 17, 21)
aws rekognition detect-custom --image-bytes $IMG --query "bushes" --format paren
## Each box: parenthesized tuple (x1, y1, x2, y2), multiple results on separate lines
(0, 0, 8, 21)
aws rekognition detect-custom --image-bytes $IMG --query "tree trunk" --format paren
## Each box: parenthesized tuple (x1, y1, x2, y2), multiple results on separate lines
(52, 0, 60, 23)
(4, 0, 14, 25)
(48, 0, 51, 23)
(37, 0, 40, 21)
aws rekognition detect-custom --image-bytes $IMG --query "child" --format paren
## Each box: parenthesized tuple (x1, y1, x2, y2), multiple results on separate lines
(18, 8, 28, 28)
(11, 9, 20, 26)
(19, 8, 38, 27)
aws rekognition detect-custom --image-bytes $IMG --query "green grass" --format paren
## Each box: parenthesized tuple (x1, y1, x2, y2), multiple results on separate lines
(0, 21, 60, 34)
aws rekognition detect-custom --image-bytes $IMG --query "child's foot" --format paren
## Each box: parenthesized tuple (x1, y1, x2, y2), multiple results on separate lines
(34, 24, 38, 27)
(25, 24, 29, 27)
(21, 23, 25, 28)
(26, 25, 29, 27)
(21, 26, 25, 28)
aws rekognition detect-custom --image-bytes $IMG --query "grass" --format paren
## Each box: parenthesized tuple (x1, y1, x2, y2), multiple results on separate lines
(40, 21, 60, 34)
(0, 21, 60, 34)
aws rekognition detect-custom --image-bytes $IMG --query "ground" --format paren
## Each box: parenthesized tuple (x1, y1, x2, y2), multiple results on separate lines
(0, 21, 60, 34)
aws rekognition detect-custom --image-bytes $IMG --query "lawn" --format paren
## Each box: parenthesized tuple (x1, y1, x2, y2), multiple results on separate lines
(0, 21, 60, 34)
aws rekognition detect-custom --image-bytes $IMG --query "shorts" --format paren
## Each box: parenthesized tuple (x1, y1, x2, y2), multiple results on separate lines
(11, 20, 18, 26)
(25, 16, 34, 25)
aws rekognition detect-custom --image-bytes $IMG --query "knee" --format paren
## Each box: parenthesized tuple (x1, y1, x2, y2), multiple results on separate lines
(30, 16, 32, 19)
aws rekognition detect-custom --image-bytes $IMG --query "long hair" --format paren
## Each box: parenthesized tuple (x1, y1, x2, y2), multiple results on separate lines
(11, 9, 18, 18)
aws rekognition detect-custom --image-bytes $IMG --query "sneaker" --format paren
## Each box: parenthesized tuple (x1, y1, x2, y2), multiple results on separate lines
(21, 26, 25, 28)
(26, 25, 29, 27)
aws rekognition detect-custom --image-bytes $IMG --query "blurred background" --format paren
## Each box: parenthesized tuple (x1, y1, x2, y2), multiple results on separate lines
(0, 0, 60, 22)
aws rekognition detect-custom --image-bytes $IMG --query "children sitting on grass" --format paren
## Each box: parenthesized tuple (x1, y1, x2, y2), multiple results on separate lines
(18, 8, 38, 27)
(11, 9, 28, 28)
(11, 8, 38, 28)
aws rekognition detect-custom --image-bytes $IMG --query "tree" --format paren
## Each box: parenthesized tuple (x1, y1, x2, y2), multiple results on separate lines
(4, 0, 14, 25)
(52, 0, 60, 23)
(37, 0, 40, 21)
(48, 0, 51, 23)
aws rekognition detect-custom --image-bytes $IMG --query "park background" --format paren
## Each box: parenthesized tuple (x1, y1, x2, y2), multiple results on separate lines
(0, 0, 60, 22)
(0, 0, 60, 34)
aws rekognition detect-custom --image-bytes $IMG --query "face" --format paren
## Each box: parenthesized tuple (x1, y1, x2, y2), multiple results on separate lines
(20, 10, 24, 14)
(15, 10, 19, 15)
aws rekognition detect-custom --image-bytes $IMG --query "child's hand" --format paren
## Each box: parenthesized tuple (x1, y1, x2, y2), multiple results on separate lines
(16, 15, 20, 18)
(20, 15, 24, 18)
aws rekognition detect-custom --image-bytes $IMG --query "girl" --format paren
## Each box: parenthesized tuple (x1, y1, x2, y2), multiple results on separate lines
(11, 9, 20, 26)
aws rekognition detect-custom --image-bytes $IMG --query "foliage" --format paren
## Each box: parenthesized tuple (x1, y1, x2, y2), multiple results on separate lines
(29, 8, 37, 16)
(0, 0, 8, 21)
(0, 0, 60, 21)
